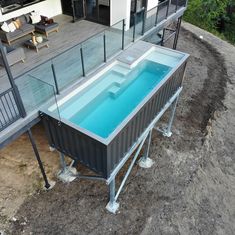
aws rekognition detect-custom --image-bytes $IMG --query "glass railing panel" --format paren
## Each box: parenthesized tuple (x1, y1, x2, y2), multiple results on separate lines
(25, 62, 55, 86)
(134, 9, 145, 39)
(52, 44, 83, 91)
(105, 20, 123, 59)
(15, 75, 56, 113)
(156, 0, 169, 24)
(81, 33, 104, 74)
(124, 24, 134, 48)
(0, 70, 11, 94)
(170, 0, 177, 13)
(0, 88, 21, 132)
(177, 0, 187, 8)
(145, 7, 158, 32)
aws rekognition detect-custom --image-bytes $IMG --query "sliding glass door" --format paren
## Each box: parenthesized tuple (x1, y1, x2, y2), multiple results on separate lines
(61, 0, 110, 25)
(85, 0, 110, 25)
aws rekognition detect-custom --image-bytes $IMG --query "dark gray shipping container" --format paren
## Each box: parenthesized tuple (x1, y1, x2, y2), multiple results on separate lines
(41, 57, 188, 180)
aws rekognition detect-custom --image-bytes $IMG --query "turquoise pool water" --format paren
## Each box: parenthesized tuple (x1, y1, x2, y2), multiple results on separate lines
(59, 60, 172, 138)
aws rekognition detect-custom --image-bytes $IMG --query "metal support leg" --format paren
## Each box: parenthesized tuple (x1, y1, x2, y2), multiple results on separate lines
(106, 132, 149, 213)
(57, 152, 77, 183)
(173, 17, 182, 50)
(161, 28, 166, 46)
(138, 129, 154, 168)
(27, 129, 52, 190)
(106, 178, 119, 214)
(162, 96, 179, 137)
(59, 152, 67, 171)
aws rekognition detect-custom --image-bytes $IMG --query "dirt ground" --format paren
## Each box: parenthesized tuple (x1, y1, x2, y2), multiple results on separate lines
(0, 23, 235, 235)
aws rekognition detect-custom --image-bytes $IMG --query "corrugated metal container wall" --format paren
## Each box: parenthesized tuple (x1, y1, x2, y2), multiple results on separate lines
(42, 116, 108, 177)
(42, 61, 187, 179)
(106, 62, 186, 176)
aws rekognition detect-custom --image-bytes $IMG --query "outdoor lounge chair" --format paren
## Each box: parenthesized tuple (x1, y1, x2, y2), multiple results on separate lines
(35, 16, 59, 37)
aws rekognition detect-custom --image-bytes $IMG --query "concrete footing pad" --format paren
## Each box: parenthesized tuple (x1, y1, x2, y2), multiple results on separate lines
(57, 166, 77, 183)
(44, 180, 56, 190)
(106, 201, 120, 214)
(138, 157, 154, 168)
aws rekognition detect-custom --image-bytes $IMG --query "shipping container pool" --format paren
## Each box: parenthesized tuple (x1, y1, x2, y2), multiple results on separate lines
(41, 46, 189, 180)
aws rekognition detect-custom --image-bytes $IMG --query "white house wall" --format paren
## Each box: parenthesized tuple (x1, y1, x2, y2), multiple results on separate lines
(0, 0, 62, 22)
(110, 0, 131, 28)
(147, 0, 159, 11)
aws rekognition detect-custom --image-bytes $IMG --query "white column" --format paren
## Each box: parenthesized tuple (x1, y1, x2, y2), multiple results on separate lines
(0, 0, 62, 22)
(110, 0, 131, 29)
(147, 0, 159, 11)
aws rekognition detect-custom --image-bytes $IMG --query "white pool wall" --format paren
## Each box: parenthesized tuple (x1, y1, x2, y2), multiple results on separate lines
(48, 46, 184, 113)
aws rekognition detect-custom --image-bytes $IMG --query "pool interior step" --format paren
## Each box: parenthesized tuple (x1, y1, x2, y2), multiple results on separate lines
(109, 85, 121, 98)
(112, 65, 131, 77)
(108, 68, 140, 99)
(114, 77, 126, 87)
(61, 69, 128, 119)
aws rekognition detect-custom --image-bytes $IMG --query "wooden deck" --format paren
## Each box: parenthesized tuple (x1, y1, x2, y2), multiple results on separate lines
(0, 15, 107, 93)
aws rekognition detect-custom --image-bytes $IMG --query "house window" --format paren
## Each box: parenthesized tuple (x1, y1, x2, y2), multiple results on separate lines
(0, 0, 45, 15)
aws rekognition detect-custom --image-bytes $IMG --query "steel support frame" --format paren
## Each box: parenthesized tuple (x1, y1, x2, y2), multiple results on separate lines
(58, 153, 105, 182)
(106, 131, 150, 213)
(173, 17, 182, 50)
(161, 27, 176, 46)
(160, 16, 182, 49)
(138, 128, 154, 168)
(142, 128, 153, 162)
(155, 95, 179, 137)
(105, 88, 182, 213)
(56, 88, 183, 213)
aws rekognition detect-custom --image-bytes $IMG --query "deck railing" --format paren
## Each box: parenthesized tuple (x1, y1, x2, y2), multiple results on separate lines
(0, 88, 21, 131)
(0, 0, 187, 132)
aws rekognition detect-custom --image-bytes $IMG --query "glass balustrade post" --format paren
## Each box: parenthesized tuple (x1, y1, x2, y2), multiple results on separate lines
(80, 47, 85, 77)
(122, 19, 125, 50)
(155, 5, 160, 26)
(133, 13, 136, 42)
(51, 62, 60, 95)
(175, 0, 179, 12)
(103, 34, 107, 62)
(142, 9, 147, 35)
(166, 0, 170, 19)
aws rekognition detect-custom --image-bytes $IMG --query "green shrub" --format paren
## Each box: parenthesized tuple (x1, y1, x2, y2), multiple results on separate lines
(184, 0, 235, 44)
(184, 0, 229, 29)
